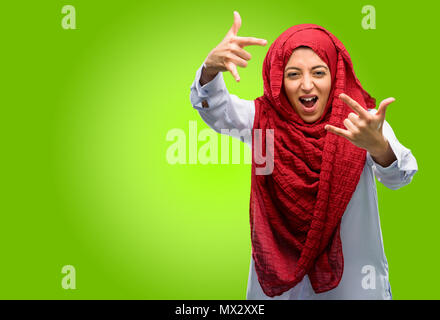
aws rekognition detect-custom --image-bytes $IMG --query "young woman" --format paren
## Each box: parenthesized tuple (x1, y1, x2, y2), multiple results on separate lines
(189, 12, 418, 300)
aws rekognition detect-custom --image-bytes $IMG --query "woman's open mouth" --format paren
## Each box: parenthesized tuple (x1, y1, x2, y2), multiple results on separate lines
(298, 95, 318, 113)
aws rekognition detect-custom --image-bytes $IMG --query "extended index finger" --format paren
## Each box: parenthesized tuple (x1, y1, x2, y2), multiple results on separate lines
(339, 93, 370, 119)
(235, 36, 268, 47)
(226, 11, 242, 37)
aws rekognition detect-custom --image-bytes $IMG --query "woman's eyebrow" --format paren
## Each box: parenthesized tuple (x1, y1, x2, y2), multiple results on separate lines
(312, 65, 329, 70)
(284, 65, 329, 72)
(285, 66, 300, 72)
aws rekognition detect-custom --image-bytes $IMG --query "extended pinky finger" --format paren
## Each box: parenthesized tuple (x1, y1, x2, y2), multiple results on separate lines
(325, 124, 353, 140)
(225, 61, 240, 82)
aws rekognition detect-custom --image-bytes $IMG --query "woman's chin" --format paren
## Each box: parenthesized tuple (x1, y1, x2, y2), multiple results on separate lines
(295, 107, 323, 123)
(300, 114, 320, 123)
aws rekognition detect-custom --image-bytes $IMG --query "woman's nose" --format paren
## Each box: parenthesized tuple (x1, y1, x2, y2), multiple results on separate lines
(301, 75, 314, 91)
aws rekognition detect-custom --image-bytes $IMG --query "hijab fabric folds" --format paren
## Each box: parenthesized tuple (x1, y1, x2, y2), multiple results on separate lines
(250, 24, 376, 297)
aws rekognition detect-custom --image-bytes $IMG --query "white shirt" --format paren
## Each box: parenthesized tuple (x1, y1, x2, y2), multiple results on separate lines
(190, 63, 418, 300)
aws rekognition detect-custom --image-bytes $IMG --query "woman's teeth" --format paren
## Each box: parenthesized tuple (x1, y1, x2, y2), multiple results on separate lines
(300, 96, 318, 108)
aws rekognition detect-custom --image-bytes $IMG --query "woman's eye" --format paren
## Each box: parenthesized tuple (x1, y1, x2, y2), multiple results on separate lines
(314, 71, 326, 76)
(287, 73, 299, 77)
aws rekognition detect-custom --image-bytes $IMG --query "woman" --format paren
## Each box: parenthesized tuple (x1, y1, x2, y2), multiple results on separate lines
(189, 12, 418, 300)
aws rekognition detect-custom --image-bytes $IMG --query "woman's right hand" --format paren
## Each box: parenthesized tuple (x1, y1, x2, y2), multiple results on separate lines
(200, 11, 268, 85)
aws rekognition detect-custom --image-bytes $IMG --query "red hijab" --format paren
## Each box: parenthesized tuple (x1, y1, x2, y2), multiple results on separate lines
(250, 24, 376, 297)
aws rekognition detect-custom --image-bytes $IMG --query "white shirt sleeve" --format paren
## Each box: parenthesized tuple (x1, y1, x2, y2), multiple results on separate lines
(189, 63, 255, 144)
(365, 109, 418, 190)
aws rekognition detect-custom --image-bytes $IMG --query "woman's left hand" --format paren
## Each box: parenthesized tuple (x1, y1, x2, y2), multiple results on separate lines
(325, 93, 396, 164)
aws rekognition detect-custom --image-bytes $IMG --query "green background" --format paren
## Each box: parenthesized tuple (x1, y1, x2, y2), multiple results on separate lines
(0, 0, 437, 299)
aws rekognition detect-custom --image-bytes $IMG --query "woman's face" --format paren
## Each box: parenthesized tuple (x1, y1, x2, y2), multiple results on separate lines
(283, 47, 332, 123)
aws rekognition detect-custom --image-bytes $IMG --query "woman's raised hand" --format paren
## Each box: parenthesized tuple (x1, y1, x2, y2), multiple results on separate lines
(325, 93, 397, 167)
(201, 11, 268, 85)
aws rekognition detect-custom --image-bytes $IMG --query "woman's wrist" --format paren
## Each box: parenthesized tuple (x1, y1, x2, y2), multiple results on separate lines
(369, 137, 397, 167)
(199, 64, 219, 86)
